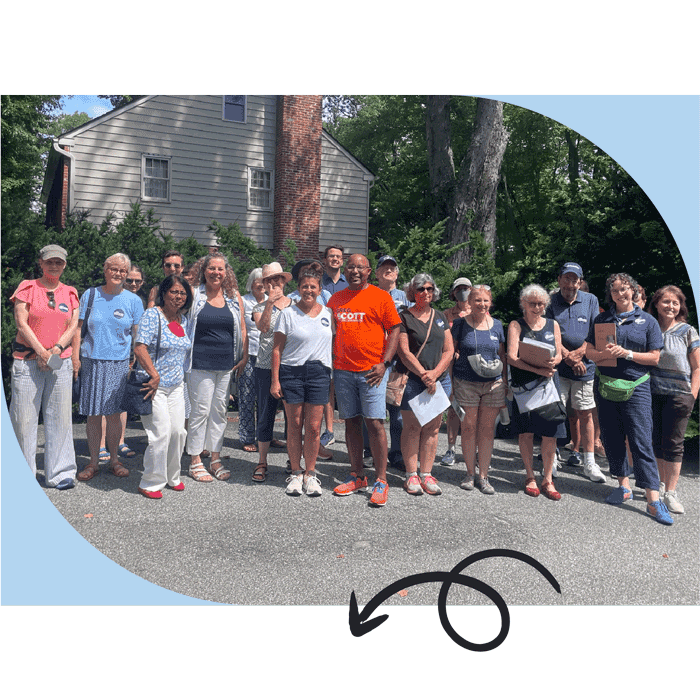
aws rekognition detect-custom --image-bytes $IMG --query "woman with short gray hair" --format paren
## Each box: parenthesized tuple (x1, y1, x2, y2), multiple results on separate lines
(75, 252, 144, 482)
(405, 273, 441, 303)
(507, 283, 565, 500)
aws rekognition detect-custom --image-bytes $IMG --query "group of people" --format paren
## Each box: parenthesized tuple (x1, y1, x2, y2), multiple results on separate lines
(8, 244, 698, 523)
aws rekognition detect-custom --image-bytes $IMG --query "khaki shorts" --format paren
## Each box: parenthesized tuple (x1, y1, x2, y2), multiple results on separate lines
(559, 376, 595, 411)
(453, 376, 506, 409)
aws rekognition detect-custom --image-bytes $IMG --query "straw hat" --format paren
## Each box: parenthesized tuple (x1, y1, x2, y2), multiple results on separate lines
(261, 261, 292, 283)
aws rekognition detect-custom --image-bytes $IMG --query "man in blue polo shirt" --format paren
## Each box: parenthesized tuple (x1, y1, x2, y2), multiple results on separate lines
(546, 262, 606, 483)
(321, 245, 349, 296)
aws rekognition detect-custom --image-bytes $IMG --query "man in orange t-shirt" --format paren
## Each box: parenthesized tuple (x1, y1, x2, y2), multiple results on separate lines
(327, 254, 401, 506)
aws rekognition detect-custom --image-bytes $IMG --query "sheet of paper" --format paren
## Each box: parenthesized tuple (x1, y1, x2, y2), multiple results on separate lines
(408, 380, 451, 426)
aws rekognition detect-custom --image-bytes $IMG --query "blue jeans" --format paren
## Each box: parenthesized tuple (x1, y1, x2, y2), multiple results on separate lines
(334, 368, 389, 420)
(595, 377, 660, 490)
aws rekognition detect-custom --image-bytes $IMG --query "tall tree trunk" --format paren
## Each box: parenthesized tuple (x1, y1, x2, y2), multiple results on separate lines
(425, 96, 455, 224)
(448, 98, 509, 267)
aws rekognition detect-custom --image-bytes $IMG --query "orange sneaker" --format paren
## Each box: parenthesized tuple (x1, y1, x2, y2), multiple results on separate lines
(369, 479, 389, 507)
(333, 473, 368, 496)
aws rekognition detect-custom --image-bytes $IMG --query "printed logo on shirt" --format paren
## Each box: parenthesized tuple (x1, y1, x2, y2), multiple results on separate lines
(634, 318, 646, 325)
(436, 319, 445, 328)
(544, 332, 554, 341)
(321, 317, 330, 327)
(490, 334, 498, 342)
(577, 316, 587, 323)
(58, 303, 69, 313)
(113, 309, 125, 319)
(337, 308, 366, 322)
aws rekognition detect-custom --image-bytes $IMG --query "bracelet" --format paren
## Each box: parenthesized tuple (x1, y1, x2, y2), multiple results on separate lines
(54, 343, 64, 352)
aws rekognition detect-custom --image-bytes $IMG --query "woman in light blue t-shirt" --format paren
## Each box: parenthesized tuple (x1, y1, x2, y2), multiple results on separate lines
(76, 253, 143, 482)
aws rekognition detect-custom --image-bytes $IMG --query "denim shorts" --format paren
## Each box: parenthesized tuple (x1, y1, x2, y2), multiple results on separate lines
(279, 361, 331, 405)
(334, 368, 389, 420)
(401, 372, 452, 411)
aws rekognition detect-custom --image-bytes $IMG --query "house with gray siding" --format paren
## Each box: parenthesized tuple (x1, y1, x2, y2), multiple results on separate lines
(41, 95, 375, 259)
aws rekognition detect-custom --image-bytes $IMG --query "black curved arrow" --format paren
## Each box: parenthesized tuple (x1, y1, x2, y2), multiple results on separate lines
(349, 548, 560, 651)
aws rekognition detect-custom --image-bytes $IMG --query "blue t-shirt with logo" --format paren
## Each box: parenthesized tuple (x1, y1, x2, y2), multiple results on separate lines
(79, 286, 144, 361)
(546, 290, 599, 381)
(452, 317, 505, 382)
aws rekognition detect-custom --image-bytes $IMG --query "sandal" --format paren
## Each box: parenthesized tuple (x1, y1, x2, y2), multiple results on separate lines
(209, 458, 230, 481)
(108, 462, 129, 478)
(98, 448, 110, 463)
(524, 477, 540, 498)
(541, 480, 561, 501)
(242, 443, 258, 453)
(189, 462, 213, 482)
(77, 464, 99, 482)
(117, 443, 137, 458)
(270, 439, 286, 448)
(252, 464, 267, 482)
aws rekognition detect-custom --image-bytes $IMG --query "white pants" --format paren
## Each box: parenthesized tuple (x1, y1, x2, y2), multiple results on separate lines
(186, 368, 233, 455)
(9, 358, 77, 486)
(140, 383, 186, 491)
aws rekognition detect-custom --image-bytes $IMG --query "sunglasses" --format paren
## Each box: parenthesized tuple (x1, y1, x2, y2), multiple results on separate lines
(417, 286, 435, 293)
(46, 290, 56, 309)
(125, 278, 142, 285)
(164, 262, 182, 269)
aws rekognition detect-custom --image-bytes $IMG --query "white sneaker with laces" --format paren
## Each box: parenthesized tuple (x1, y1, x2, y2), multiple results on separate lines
(285, 472, 304, 496)
(583, 462, 606, 483)
(303, 473, 322, 497)
(664, 490, 684, 514)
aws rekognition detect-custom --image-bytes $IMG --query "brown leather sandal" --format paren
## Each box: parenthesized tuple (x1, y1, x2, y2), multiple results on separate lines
(77, 464, 99, 482)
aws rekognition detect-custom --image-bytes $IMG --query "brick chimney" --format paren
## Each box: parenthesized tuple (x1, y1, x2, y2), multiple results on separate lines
(273, 95, 322, 261)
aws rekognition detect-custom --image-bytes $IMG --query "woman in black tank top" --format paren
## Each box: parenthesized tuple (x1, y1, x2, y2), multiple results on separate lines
(507, 284, 565, 500)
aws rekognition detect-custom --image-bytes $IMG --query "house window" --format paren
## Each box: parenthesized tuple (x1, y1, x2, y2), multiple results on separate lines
(223, 95, 247, 123)
(248, 168, 273, 210)
(142, 155, 171, 202)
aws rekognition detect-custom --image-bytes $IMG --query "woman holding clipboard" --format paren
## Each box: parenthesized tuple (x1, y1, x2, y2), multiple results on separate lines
(584, 273, 672, 525)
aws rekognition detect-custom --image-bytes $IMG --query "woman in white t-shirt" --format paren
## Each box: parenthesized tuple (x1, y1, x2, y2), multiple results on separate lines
(271, 266, 333, 497)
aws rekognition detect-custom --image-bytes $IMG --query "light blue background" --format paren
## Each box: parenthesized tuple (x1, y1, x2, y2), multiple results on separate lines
(2, 95, 698, 605)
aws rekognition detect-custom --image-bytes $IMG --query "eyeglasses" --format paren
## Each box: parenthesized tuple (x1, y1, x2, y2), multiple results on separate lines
(108, 267, 128, 275)
(46, 291, 56, 309)
(164, 262, 182, 269)
(417, 286, 435, 293)
(472, 284, 491, 291)
(125, 278, 143, 285)
(526, 301, 546, 307)
(345, 265, 368, 272)
(168, 290, 188, 297)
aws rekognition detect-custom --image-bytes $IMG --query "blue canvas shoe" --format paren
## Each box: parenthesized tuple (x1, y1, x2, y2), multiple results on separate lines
(606, 486, 633, 505)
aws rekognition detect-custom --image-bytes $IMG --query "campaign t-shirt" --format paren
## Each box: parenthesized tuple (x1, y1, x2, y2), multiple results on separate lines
(451, 316, 505, 382)
(11, 280, 79, 359)
(327, 284, 401, 372)
(586, 305, 664, 381)
(79, 286, 144, 361)
(274, 304, 333, 368)
(398, 308, 450, 381)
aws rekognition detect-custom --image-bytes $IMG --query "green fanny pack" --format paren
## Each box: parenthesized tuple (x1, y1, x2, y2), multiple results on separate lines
(595, 367, 649, 402)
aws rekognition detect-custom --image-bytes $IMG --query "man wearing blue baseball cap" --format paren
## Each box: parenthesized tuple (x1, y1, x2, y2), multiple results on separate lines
(546, 262, 606, 483)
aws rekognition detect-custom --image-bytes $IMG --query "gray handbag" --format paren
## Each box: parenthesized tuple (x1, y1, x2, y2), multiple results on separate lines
(466, 324, 503, 378)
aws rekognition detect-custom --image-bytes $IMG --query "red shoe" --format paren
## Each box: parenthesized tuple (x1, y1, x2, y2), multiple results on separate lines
(541, 480, 561, 501)
(168, 482, 185, 492)
(333, 473, 368, 496)
(369, 479, 389, 507)
(138, 487, 163, 499)
(524, 477, 540, 498)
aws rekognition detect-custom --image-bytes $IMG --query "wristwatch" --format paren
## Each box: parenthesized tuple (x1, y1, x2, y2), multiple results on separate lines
(54, 343, 64, 352)
(625, 350, 634, 361)
(383, 360, 392, 368)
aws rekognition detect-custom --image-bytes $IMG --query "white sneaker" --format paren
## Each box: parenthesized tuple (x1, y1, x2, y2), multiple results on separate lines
(664, 490, 684, 514)
(659, 481, 666, 498)
(285, 472, 304, 496)
(303, 473, 322, 497)
(363, 454, 374, 468)
(583, 462, 606, 483)
(441, 448, 456, 466)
